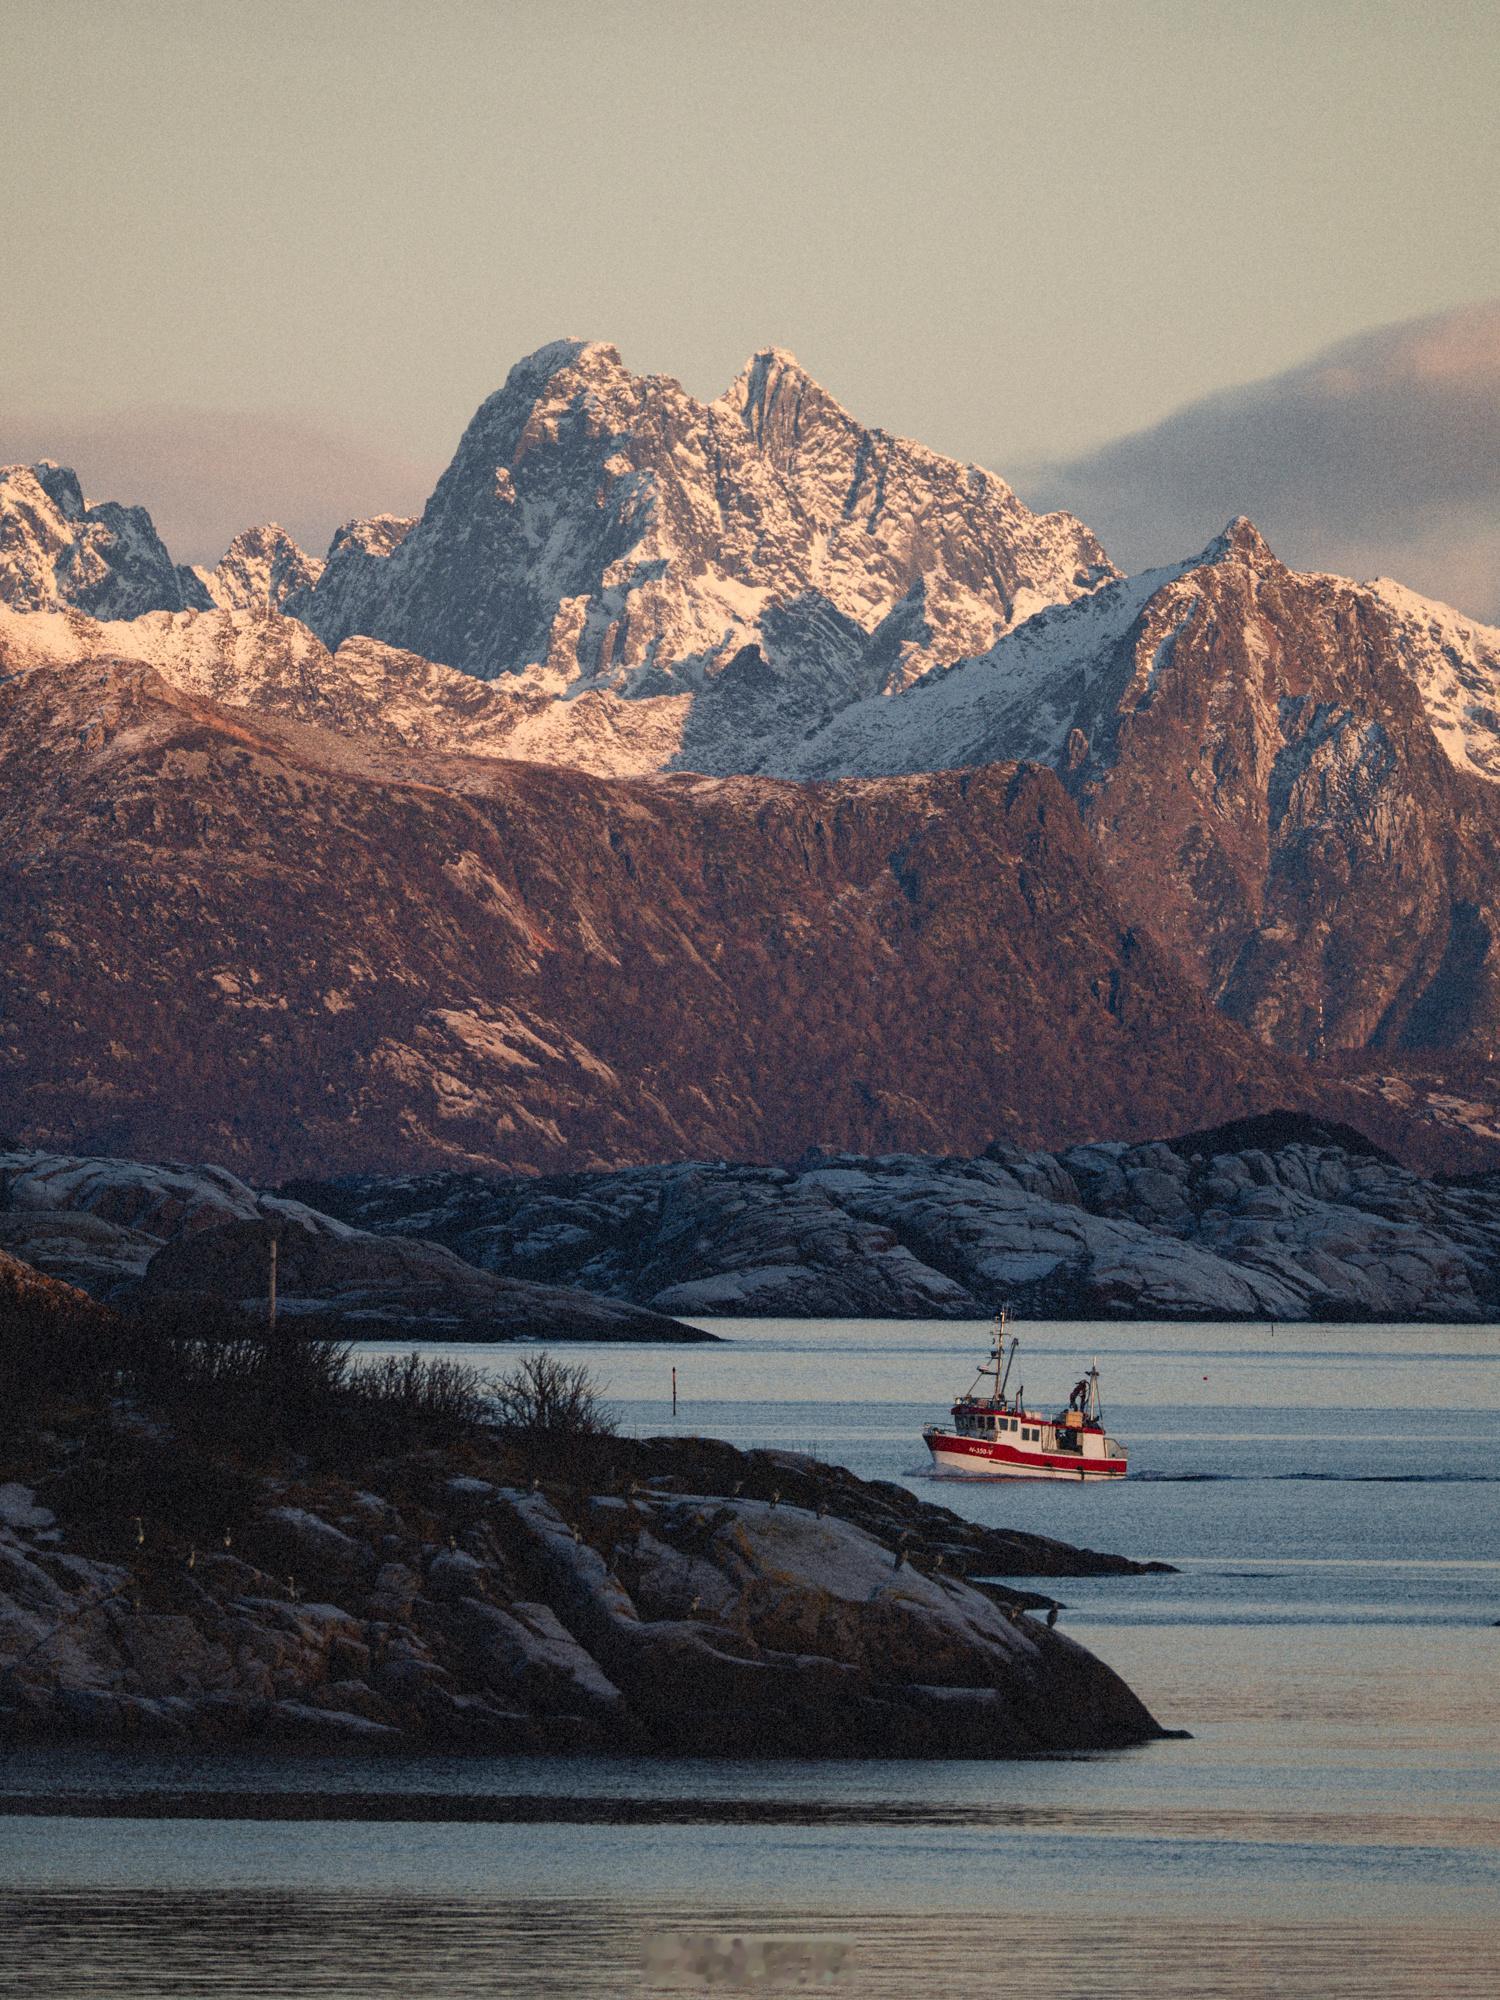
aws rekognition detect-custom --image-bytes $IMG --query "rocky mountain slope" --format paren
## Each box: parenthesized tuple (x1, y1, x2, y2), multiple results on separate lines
(285, 340, 1113, 736)
(7, 345, 1500, 1174)
(771, 522, 1500, 1067)
(302, 1114, 1500, 1323)
(1, 654, 1390, 1179)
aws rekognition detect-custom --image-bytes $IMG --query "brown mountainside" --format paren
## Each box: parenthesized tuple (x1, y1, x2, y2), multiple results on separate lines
(0, 658, 1401, 1181)
(1064, 524, 1500, 1062)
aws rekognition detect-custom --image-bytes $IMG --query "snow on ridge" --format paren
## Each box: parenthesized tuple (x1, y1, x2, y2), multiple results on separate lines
(768, 554, 1198, 781)
(1364, 576, 1500, 784)
(0, 599, 690, 781)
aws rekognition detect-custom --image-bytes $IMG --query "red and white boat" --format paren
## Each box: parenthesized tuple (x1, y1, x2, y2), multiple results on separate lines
(923, 1313, 1127, 1480)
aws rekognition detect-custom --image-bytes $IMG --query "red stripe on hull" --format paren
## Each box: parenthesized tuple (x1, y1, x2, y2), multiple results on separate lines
(924, 1430, 1126, 1479)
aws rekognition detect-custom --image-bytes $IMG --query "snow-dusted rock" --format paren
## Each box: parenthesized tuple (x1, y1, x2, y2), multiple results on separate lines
(289, 340, 1113, 756)
(0, 462, 208, 619)
(0, 599, 691, 779)
(1365, 578, 1500, 785)
(192, 523, 323, 612)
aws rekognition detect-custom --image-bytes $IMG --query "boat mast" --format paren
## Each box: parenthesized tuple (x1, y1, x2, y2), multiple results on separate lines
(996, 1309, 1017, 1406)
(966, 1306, 1016, 1406)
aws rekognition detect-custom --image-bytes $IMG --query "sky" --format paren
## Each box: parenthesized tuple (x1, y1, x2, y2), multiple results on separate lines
(3, 0, 1497, 610)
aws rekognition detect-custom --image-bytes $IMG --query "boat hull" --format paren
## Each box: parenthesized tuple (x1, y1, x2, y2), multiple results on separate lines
(924, 1429, 1127, 1480)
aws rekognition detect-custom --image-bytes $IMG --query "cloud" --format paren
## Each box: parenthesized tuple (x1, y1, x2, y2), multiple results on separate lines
(1020, 301, 1500, 622)
(0, 408, 442, 567)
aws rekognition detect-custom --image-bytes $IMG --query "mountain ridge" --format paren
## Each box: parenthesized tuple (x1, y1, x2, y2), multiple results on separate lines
(3, 653, 1411, 1180)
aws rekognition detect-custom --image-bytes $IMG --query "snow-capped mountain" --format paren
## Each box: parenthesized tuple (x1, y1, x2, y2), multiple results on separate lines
(8, 341, 1500, 1154)
(0, 461, 211, 618)
(770, 519, 1500, 1062)
(191, 522, 323, 612)
(286, 340, 1114, 718)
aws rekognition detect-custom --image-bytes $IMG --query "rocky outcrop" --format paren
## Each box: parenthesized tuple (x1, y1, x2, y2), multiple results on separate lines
(0, 1245, 110, 1326)
(311, 1115, 1500, 1322)
(0, 1152, 709, 1341)
(3, 658, 1385, 1180)
(0, 462, 209, 619)
(0, 1437, 1170, 1755)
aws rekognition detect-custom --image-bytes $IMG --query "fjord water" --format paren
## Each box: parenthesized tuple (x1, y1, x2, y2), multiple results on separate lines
(5, 1319, 1498, 1998)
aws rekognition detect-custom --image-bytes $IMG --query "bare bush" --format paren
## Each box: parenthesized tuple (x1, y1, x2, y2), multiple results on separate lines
(351, 1351, 489, 1429)
(492, 1353, 615, 1441)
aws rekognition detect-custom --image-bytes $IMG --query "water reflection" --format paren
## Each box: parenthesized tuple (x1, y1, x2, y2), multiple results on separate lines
(5, 1892, 1498, 1999)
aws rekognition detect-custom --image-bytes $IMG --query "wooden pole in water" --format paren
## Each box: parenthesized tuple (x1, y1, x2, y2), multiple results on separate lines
(671, 1366, 677, 1417)
(267, 1233, 278, 1336)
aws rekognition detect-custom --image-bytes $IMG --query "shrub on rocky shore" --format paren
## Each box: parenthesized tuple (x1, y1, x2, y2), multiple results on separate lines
(1, 1254, 1176, 1757)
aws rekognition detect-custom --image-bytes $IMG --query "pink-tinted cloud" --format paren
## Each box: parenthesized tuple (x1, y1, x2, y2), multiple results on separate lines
(0, 408, 443, 567)
(1022, 301, 1500, 622)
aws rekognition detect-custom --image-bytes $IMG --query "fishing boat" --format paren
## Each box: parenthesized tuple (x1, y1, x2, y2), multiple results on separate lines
(923, 1311, 1127, 1479)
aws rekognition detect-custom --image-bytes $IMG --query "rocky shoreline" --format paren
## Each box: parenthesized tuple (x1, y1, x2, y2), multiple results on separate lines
(0, 1430, 1174, 1760)
(9, 1112, 1500, 1331)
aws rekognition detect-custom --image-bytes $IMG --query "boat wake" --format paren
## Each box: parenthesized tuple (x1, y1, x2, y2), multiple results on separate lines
(1131, 1471, 1500, 1484)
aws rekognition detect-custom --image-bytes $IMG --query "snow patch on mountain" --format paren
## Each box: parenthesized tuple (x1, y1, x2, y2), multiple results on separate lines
(1364, 577, 1500, 784)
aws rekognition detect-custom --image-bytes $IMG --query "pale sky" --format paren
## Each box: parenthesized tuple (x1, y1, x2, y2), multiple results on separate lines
(4, 0, 1498, 592)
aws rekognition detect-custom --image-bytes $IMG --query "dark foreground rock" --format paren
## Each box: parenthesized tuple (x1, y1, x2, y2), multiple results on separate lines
(0, 1433, 1173, 1758)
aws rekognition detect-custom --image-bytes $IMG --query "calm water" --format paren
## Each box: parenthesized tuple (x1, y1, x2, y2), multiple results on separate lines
(4, 1318, 1499, 1997)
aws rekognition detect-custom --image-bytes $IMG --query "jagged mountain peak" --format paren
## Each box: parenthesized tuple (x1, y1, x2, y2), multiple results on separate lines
(1195, 515, 1282, 570)
(467, 337, 636, 432)
(290, 336, 1116, 709)
(720, 346, 831, 444)
(0, 460, 209, 619)
(193, 522, 323, 613)
(28, 459, 87, 520)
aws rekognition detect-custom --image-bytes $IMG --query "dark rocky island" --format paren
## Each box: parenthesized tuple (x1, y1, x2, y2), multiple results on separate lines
(0, 1252, 1173, 1759)
(11, 1117, 1500, 1327)
(301, 1113, 1500, 1323)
